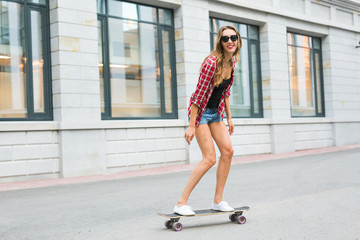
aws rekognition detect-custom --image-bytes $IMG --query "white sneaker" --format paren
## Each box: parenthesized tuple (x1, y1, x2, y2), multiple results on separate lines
(212, 201, 234, 212)
(173, 205, 195, 216)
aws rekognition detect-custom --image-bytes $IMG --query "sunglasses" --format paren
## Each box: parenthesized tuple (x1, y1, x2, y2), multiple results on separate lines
(221, 35, 238, 42)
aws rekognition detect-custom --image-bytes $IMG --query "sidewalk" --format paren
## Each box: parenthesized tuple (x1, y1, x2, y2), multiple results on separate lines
(1, 143, 360, 192)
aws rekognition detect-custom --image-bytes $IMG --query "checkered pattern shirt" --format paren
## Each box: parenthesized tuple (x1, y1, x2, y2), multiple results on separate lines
(188, 54, 235, 127)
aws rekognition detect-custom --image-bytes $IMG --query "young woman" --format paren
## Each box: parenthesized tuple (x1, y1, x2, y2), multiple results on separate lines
(174, 26, 242, 215)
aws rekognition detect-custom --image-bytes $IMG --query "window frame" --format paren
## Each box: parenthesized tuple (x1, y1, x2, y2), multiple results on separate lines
(0, 0, 52, 121)
(97, 0, 178, 120)
(209, 17, 263, 118)
(287, 32, 325, 118)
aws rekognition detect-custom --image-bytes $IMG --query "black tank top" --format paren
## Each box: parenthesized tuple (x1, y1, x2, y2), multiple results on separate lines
(206, 76, 232, 108)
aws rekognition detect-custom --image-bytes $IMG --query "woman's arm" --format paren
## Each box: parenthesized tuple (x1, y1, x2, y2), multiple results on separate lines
(184, 104, 199, 145)
(224, 96, 234, 135)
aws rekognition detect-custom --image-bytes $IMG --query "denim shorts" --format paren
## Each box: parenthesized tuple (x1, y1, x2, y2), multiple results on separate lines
(199, 108, 222, 125)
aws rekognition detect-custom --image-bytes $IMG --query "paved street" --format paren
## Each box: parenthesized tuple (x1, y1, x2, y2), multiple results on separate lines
(1, 148, 360, 240)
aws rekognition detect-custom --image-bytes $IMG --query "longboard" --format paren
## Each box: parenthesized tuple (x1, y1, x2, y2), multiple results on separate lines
(158, 206, 249, 231)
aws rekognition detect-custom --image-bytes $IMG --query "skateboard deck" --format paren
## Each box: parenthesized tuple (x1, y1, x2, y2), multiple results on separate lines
(158, 206, 249, 231)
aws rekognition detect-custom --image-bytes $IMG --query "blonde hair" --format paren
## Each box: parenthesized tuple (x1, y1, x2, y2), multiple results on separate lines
(203, 26, 242, 87)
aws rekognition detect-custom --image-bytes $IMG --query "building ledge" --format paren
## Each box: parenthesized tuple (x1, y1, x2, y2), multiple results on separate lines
(0, 122, 58, 132)
(0, 118, 359, 132)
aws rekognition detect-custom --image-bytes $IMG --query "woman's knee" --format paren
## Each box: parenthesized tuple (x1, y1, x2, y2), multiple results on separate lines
(221, 145, 234, 159)
(203, 155, 217, 168)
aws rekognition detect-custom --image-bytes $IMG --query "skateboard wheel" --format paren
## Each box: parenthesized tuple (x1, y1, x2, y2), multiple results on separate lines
(165, 220, 173, 229)
(172, 222, 183, 231)
(236, 216, 246, 224)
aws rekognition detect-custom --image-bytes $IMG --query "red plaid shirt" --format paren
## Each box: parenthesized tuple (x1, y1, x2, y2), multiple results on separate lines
(188, 54, 235, 127)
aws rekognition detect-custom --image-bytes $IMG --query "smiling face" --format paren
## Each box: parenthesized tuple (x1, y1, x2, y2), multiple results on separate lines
(221, 28, 238, 55)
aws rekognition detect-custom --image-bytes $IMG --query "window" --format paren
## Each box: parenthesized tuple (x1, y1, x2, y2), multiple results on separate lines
(210, 18, 263, 118)
(97, 0, 177, 119)
(287, 33, 325, 117)
(0, 0, 51, 120)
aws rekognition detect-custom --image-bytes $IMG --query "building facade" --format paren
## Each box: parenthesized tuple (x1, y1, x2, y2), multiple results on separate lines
(0, 0, 359, 182)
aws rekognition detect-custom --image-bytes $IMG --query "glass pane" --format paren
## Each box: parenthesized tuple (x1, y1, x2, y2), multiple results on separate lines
(211, 18, 218, 33)
(313, 38, 321, 49)
(306, 36, 312, 48)
(162, 29, 172, 113)
(27, 0, 46, 4)
(0, 2, 27, 118)
(108, 0, 138, 20)
(239, 24, 247, 38)
(108, 19, 160, 117)
(31, 10, 44, 113)
(97, 20, 105, 113)
(251, 43, 259, 114)
(96, 0, 105, 14)
(287, 33, 294, 45)
(248, 25, 258, 40)
(139, 5, 157, 22)
(293, 34, 311, 48)
(288, 45, 316, 116)
(230, 39, 251, 117)
(315, 52, 323, 114)
(158, 9, 172, 25)
(211, 33, 216, 50)
(217, 20, 237, 29)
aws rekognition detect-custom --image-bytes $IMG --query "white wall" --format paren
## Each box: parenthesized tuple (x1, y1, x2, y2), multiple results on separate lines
(0, 123, 59, 183)
(1, 0, 360, 182)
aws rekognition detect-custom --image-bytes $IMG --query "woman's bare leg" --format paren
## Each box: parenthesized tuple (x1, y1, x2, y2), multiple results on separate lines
(209, 121, 234, 204)
(176, 124, 217, 206)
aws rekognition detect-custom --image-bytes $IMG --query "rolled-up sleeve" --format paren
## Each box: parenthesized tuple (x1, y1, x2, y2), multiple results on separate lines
(225, 88, 231, 98)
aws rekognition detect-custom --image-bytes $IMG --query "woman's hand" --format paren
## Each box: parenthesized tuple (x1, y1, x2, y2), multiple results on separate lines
(227, 118, 234, 135)
(184, 126, 195, 145)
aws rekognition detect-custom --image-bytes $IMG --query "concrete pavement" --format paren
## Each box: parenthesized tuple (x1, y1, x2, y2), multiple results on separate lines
(0, 146, 360, 239)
